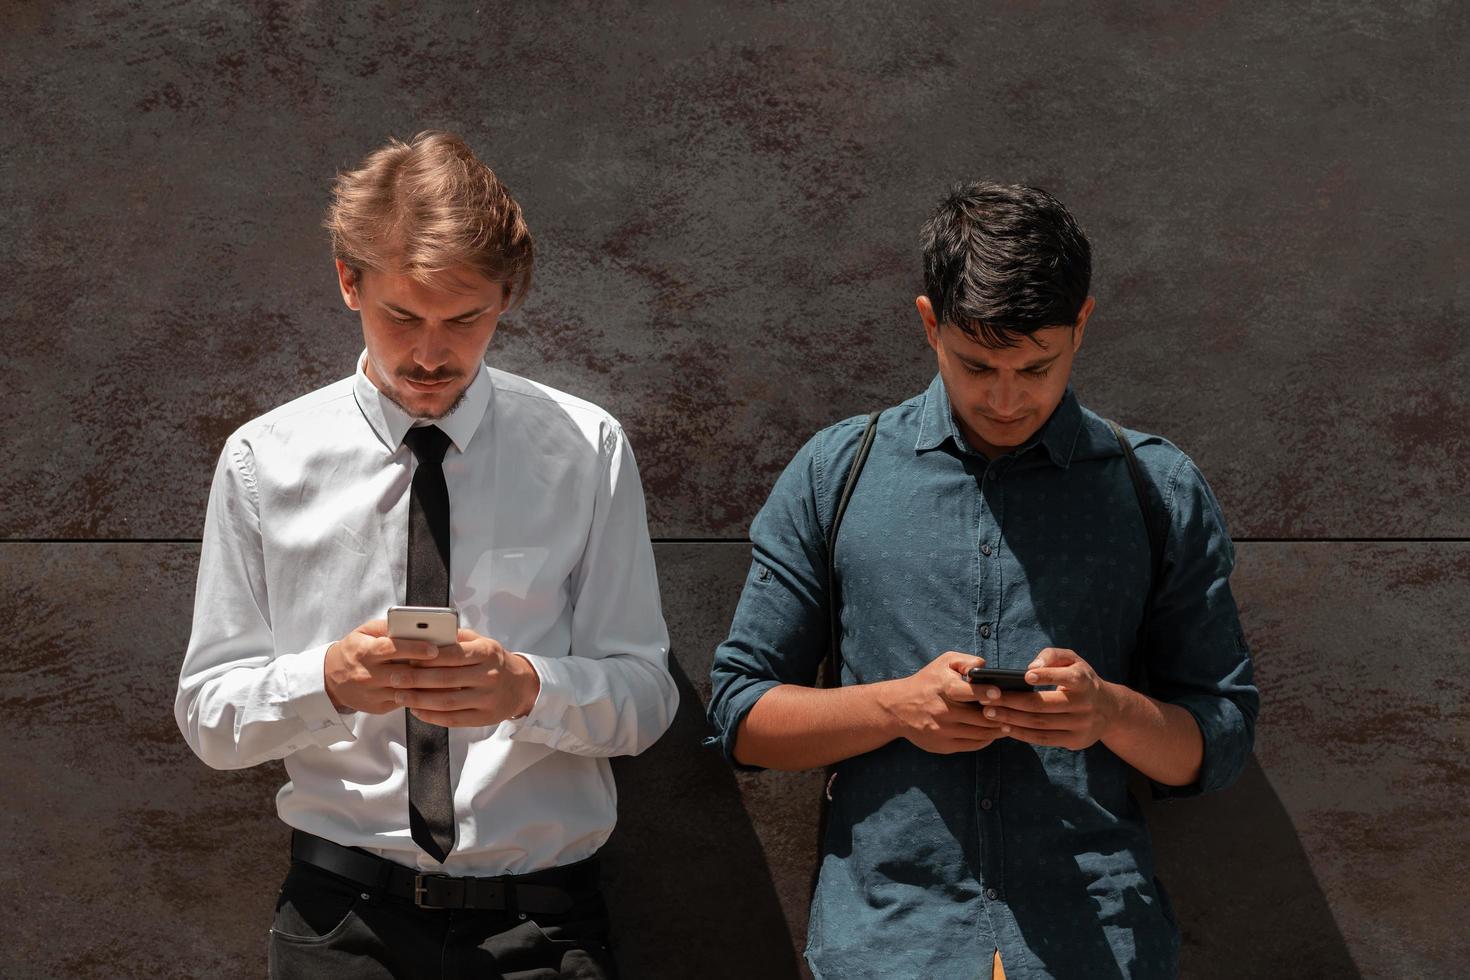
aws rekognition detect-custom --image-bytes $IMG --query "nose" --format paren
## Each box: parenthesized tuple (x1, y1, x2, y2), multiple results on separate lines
(988, 374, 1024, 417)
(411, 326, 452, 373)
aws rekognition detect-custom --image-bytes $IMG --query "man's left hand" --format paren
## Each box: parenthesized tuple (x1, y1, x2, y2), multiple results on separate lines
(388, 628, 541, 727)
(974, 647, 1119, 751)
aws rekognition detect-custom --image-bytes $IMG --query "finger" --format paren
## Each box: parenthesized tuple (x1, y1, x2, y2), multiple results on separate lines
(943, 676, 987, 703)
(943, 700, 1003, 722)
(944, 708, 1005, 730)
(943, 651, 986, 673)
(421, 642, 468, 664)
(982, 705, 1082, 731)
(1027, 647, 1078, 670)
(395, 689, 474, 711)
(1023, 667, 1077, 688)
(364, 639, 439, 663)
(948, 717, 1006, 735)
(358, 619, 389, 637)
(389, 665, 490, 690)
(408, 708, 494, 728)
(416, 642, 502, 668)
(454, 629, 503, 652)
(994, 690, 1076, 712)
(358, 636, 411, 664)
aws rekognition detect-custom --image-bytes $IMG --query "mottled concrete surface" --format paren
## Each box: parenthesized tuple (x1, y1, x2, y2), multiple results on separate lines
(2, 2, 1468, 538)
(0, 543, 799, 979)
(4, 542, 1467, 977)
(3, 2, 1467, 979)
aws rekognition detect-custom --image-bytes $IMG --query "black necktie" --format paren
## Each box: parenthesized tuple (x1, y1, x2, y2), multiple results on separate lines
(403, 424, 456, 863)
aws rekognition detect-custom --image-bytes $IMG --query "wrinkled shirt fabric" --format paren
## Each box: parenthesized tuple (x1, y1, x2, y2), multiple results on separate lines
(709, 376, 1258, 980)
(177, 353, 676, 876)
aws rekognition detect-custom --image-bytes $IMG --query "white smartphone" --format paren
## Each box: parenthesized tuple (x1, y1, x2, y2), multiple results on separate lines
(386, 605, 460, 647)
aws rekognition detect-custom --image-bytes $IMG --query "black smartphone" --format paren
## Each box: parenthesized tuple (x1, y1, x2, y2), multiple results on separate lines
(966, 666, 1041, 692)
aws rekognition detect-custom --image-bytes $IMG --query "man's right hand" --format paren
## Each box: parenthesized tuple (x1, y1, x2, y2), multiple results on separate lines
(323, 619, 440, 713)
(877, 651, 1007, 754)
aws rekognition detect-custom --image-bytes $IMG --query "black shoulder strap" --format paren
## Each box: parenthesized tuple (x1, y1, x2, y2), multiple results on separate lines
(1106, 419, 1165, 693)
(812, 409, 881, 890)
(821, 410, 881, 689)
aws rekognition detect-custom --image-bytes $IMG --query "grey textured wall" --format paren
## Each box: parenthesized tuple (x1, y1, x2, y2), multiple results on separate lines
(3, 1, 1467, 977)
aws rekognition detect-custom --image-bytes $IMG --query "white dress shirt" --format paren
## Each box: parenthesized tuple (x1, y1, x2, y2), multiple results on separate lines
(176, 353, 677, 875)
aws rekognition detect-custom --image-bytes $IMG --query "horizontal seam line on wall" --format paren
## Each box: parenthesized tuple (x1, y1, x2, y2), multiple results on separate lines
(4, 536, 1470, 545)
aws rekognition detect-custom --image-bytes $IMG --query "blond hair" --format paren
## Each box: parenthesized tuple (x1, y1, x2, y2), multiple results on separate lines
(324, 131, 534, 306)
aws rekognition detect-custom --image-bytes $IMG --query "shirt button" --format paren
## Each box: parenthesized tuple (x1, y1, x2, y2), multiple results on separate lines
(981, 544, 993, 556)
(981, 798, 993, 810)
(986, 888, 1000, 900)
(980, 623, 992, 638)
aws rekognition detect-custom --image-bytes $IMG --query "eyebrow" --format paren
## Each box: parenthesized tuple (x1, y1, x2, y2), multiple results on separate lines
(380, 302, 489, 321)
(957, 351, 1063, 372)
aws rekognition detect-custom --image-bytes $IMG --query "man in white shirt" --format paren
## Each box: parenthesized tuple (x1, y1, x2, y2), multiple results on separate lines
(176, 131, 677, 979)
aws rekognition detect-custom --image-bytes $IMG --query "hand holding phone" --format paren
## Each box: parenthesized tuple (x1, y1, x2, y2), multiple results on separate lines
(323, 615, 446, 714)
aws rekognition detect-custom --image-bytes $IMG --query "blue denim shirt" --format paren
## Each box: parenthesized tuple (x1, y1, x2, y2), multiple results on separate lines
(708, 375, 1258, 980)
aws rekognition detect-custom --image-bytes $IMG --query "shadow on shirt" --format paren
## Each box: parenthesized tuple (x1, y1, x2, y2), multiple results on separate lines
(820, 741, 1139, 976)
(820, 744, 1360, 977)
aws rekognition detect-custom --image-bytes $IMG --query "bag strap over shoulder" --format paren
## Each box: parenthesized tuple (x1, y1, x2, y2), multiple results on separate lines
(1105, 419, 1166, 694)
(821, 410, 882, 689)
(812, 409, 881, 887)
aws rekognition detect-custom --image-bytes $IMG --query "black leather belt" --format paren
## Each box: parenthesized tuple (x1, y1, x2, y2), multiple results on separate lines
(290, 831, 595, 914)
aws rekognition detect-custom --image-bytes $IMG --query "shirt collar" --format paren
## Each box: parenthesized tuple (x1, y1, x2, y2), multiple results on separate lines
(352, 351, 495, 454)
(1034, 387, 1083, 469)
(914, 373, 958, 453)
(914, 372, 1084, 469)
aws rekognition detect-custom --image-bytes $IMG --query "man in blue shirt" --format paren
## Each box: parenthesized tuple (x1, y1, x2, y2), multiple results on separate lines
(707, 183, 1258, 979)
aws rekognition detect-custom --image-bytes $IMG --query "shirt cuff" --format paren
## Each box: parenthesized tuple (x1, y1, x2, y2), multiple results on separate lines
(279, 642, 357, 748)
(704, 678, 782, 772)
(499, 653, 573, 746)
(1148, 693, 1246, 801)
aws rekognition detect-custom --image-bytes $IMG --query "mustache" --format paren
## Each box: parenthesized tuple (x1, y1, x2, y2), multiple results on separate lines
(401, 370, 460, 384)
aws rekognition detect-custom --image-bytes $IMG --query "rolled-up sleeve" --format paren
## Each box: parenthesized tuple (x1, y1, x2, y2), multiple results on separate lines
(707, 433, 838, 770)
(1144, 455, 1259, 799)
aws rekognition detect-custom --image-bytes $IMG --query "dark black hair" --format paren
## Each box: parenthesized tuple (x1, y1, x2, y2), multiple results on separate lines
(920, 182, 1092, 347)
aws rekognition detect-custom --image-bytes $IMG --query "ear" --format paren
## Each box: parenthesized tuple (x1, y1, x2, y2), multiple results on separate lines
(916, 295, 941, 353)
(1071, 296, 1096, 351)
(335, 259, 363, 311)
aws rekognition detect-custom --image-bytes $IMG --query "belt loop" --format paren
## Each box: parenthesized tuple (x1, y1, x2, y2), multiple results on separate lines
(505, 881, 520, 920)
(374, 855, 393, 896)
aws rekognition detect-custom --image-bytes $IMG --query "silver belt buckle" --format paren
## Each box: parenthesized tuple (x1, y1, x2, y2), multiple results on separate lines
(414, 872, 450, 908)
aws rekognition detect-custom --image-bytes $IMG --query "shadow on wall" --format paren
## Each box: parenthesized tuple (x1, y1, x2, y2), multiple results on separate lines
(1145, 756, 1361, 979)
(613, 541, 1361, 977)
(611, 675, 1359, 979)
(0, 546, 1362, 979)
(607, 653, 801, 980)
